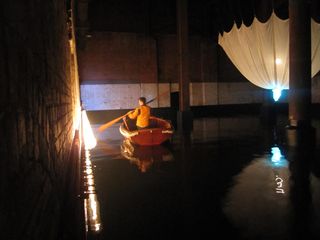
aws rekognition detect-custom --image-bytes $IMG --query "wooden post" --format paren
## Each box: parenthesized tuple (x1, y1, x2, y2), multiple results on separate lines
(176, 0, 193, 132)
(287, 0, 315, 147)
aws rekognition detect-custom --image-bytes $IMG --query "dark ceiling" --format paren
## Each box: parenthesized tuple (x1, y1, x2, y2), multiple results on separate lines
(86, 0, 319, 37)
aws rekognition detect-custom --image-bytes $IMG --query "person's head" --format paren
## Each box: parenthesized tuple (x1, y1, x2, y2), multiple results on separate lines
(138, 97, 146, 106)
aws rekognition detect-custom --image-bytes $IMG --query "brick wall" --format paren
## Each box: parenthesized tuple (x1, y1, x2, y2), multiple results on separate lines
(78, 32, 266, 111)
(78, 32, 219, 84)
(0, 1, 80, 239)
(78, 32, 158, 84)
(157, 35, 218, 83)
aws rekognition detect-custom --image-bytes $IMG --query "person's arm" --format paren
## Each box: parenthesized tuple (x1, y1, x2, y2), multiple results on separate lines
(128, 108, 139, 119)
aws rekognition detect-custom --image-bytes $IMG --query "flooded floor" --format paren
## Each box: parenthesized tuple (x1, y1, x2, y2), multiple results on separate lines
(88, 115, 320, 240)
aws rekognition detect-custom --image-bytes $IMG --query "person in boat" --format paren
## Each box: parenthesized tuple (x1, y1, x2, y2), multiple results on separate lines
(125, 97, 151, 130)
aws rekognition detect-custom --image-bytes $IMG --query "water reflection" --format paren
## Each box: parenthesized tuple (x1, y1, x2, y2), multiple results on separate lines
(286, 145, 320, 239)
(120, 139, 174, 172)
(83, 149, 102, 235)
(191, 116, 262, 142)
(84, 193, 102, 233)
(223, 145, 320, 239)
(88, 117, 320, 239)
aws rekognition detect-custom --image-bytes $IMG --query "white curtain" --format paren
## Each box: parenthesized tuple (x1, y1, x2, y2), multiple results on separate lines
(218, 12, 320, 91)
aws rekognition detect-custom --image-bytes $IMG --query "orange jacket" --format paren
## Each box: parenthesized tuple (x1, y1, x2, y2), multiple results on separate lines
(128, 105, 151, 128)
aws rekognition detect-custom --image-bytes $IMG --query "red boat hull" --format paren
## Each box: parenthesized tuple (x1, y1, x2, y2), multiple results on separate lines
(119, 117, 174, 146)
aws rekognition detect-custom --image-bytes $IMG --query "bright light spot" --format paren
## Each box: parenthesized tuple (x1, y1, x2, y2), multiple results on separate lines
(271, 147, 282, 163)
(272, 88, 282, 101)
(85, 150, 91, 158)
(86, 193, 102, 232)
(82, 110, 97, 149)
(275, 58, 282, 65)
(87, 178, 94, 186)
(74, 105, 82, 131)
(86, 174, 93, 179)
(83, 149, 101, 233)
(94, 223, 101, 232)
(269, 146, 288, 168)
(275, 175, 285, 194)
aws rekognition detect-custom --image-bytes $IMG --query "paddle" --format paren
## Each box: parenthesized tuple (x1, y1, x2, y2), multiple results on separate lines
(146, 90, 168, 104)
(98, 112, 131, 132)
(97, 91, 169, 132)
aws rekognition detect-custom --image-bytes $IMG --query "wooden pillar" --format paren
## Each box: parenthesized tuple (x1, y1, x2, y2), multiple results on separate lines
(176, 0, 193, 132)
(289, 0, 311, 127)
(287, 0, 315, 146)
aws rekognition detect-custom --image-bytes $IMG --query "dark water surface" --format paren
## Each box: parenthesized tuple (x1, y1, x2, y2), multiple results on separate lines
(89, 115, 320, 240)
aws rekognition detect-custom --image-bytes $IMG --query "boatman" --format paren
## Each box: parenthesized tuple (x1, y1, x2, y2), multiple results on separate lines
(126, 97, 151, 130)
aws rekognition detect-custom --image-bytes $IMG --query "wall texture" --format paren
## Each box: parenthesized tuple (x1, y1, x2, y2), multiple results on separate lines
(78, 32, 218, 84)
(0, 1, 80, 239)
(78, 32, 158, 84)
(81, 82, 265, 111)
(79, 31, 320, 111)
(78, 31, 267, 111)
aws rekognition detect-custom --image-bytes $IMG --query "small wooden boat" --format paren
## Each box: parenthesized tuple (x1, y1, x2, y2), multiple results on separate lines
(119, 116, 174, 146)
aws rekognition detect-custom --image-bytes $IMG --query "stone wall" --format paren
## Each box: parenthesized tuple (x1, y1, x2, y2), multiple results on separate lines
(0, 1, 80, 239)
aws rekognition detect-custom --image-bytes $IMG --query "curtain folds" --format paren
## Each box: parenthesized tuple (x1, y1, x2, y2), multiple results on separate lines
(218, 12, 320, 90)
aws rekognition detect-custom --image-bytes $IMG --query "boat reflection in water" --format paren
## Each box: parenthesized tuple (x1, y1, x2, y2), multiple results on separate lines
(120, 139, 174, 172)
(223, 145, 320, 240)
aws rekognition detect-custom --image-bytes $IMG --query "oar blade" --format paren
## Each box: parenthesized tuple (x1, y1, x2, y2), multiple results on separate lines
(98, 113, 129, 132)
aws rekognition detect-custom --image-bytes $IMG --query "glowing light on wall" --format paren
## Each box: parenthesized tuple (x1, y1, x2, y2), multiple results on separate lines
(272, 88, 282, 102)
(82, 110, 97, 149)
(74, 105, 82, 131)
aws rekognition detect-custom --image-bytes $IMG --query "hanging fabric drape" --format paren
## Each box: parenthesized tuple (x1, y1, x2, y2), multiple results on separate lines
(218, 12, 320, 92)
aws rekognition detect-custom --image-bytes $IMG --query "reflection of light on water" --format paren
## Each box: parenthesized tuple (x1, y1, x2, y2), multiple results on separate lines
(271, 147, 282, 163)
(86, 177, 94, 186)
(85, 168, 93, 175)
(87, 186, 95, 192)
(82, 110, 97, 150)
(223, 144, 320, 239)
(275, 175, 285, 194)
(223, 146, 291, 239)
(269, 147, 287, 193)
(83, 149, 102, 233)
(269, 146, 287, 168)
(85, 193, 102, 231)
